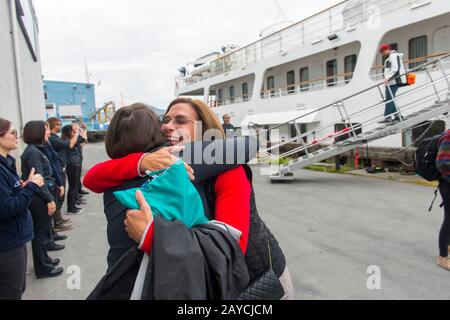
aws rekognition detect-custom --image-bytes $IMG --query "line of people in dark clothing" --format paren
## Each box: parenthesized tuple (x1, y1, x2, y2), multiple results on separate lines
(0, 117, 89, 300)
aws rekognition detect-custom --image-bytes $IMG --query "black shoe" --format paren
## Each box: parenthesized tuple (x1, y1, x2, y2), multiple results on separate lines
(378, 118, 391, 124)
(79, 189, 90, 195)
(53, 233, 68, 241)
(49, 258, 60, 266)
(75, 199, 87, 205)
(46, 242, 65, 251)
(36, 267, 64, 279)
(67, 206, 84, 215)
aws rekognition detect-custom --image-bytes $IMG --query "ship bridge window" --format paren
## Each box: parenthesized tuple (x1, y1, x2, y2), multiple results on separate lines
(344, 55, 357, 84)
(267, 76, 275, 97)
(300, 67, 309, 91)
(242, 83, 249, 101)
(326, 59, 338, 87)
(409, 36, 428, 69)
(229, 86, 235, 103)
(287, 71, 295, 94)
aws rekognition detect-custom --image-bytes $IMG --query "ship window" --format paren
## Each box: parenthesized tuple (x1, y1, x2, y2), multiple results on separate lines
(409, 36, 427, 69)
(344, 55, 357, 84)
(287, 70, 295, 94)
(300, 67, 309, 91)
(44, 92, 48, 101)
(242, 82, 249, 101)
(229, 86, 235, 103)
(218, 89, 223, 103)
(267, 76, 275, 97)
(290, 123, 307, 142)
(326, 59, 338, 87)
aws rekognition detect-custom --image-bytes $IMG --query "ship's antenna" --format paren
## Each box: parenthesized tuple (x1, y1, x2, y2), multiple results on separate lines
(84, 56, 91, 84)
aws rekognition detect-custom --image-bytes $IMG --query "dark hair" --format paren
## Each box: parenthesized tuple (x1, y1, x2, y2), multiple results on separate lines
(166, 98, 224, 137)
(61, 125, 73, 140)
(47, 117, 61, 130)
(0, 118, 12, 137)
(23, 121, 46, 145)
(105, 103, 165, 159)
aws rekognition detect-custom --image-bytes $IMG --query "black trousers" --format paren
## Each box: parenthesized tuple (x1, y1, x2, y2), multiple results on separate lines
(78, 159, 83, 193)
(439, 179, 450, 257)
(29, 196, 55, 276)
(56, 169, 67, 210)
(0, 245, 27, 300)
(67, 163, 81, 210)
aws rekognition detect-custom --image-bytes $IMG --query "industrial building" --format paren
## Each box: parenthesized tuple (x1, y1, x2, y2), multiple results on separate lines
(43, 80, 96, 123)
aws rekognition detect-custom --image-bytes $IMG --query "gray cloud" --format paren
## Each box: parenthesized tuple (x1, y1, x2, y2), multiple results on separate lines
(35, 0, 337, 108)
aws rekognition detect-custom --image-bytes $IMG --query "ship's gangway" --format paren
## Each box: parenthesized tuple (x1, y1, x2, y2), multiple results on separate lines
(250, 54, 450, 181)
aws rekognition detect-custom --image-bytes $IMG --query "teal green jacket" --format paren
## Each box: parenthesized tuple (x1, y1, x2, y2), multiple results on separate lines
(113, 160, 208, 228)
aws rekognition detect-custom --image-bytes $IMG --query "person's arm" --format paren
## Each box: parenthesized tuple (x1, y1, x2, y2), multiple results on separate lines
(177, 136, 257, 182)
(213, 166, 251, 254)
(49, 136, 71, 152)
(0, 173, 40, 221)
(83, 153, 146, 193)
(26, 152, 54, 203)
(83, 136, 257, 194)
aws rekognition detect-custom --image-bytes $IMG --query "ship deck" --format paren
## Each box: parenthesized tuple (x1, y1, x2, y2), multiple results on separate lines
(23, 142, 450, 300)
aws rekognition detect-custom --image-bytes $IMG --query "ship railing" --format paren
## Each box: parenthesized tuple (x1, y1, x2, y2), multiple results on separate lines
(208, 93, 252, 108)
(248, 54, 450, 162)
(261, 52, 450, 99)
(175, 0, 419, 89)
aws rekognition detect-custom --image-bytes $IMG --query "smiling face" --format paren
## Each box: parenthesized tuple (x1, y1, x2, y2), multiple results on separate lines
(161, 103, 199, 145)
(0, 125, 19, 152)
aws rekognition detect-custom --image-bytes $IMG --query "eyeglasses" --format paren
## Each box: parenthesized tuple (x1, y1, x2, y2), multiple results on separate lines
(161, 115, 195, 126)
(8, 130, 19, 138)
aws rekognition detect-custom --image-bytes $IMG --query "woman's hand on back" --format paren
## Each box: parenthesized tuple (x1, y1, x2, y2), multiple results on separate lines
(139, 146, 194, 180)
(124, 190, 154, 244)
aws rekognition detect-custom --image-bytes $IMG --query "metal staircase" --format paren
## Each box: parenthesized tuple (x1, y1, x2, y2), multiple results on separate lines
(251, 54, 450, 181)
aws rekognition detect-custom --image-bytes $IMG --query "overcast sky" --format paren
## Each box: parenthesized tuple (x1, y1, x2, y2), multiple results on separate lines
(35, 0, 339, 109)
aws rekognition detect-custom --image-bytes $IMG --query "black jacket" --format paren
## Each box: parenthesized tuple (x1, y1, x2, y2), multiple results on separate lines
(49, 133, 69, 167)
(21, 144, 56, 203)
(0, 155, 39, 252)
(88, 215, 250, 300)
(43, 143, 64, 187)
(205, 165, 287, 280)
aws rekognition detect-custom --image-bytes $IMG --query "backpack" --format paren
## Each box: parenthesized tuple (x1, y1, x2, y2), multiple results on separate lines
(415, 134, 443, 182)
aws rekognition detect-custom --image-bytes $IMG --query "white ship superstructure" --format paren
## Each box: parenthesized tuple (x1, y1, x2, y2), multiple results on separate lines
(175, 0, 450, 143)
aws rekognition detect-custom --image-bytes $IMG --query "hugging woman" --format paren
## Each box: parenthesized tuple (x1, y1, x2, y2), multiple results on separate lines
(85, 99, 293, 299)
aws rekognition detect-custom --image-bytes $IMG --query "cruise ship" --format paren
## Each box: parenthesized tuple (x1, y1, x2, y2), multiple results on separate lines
(174, 0, 450, 179)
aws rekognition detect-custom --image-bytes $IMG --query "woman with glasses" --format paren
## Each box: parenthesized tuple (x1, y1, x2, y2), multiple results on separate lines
(0, 118, 44, 299)
(21, 121, 63, 279)
(84, 98, 293, 299)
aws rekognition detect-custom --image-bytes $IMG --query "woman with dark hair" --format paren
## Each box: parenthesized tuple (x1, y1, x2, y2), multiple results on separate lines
(61, 124, 83, 214)
(0, 118, 44, 299)
(21, 121, 63, 279)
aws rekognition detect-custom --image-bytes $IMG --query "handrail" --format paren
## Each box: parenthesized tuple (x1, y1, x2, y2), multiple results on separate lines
(260, 72, 354, 95)
(251, 53, 450, 135)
